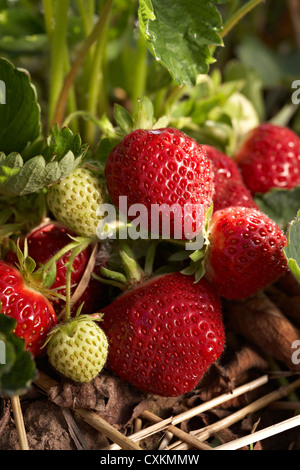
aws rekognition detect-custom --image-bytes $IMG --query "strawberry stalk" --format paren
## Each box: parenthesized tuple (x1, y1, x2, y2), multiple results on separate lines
(93, 241, 158, 291)
(52, 0, 114, 129)
(221, 0, 265, 40)
(35, 236, 94, 278)
(43, 0, 69, 129)
(84, 0, 113, 145)
(62, 238, 94, 322)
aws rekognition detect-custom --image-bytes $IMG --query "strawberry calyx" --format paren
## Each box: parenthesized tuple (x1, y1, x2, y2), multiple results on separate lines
(178, 203, 212, 283)
(13, 234, 94, 308)
(44, 312, 104, 348)
(93, 241, 157, 292)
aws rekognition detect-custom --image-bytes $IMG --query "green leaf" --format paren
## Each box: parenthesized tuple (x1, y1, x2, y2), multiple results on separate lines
(284, 210, 300, 284)
(0, 34, 48, 54)
(0, 314, 36, 397)
(255, 187, 300, 231)
(224, 60, 265, 122)
(43, 125, 89, 163)
(0, 151, 82, 197)
(236, 36, 282, 88)
(138, 0, 227, 87)
(0, 57, 41, 154)
(0, 191, 46, 238)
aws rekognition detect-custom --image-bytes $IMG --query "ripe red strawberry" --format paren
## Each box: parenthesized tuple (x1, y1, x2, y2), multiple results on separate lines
(202, 145, 258, 212)
(105, 128, 214, 240)
(0, 261, 57, 356)
(101, 272, 225, 397)
(235, 123, 300, 194)
(205, 207, 288, 300)
(6, 223, 105, 316)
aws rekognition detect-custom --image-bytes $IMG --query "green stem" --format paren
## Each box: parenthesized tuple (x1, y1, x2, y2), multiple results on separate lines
(77, 0, 96, 111)
(77, 0, 95, 34)
(35, 237, 93, 276)
(64, 249, 79, 322)
(131, 29, 148, 114)
(62, 110, 102, 128)
(221, 0, 265, 40)
(45, 0, 70, 129)
(52, 0, 114, 127)
(42, 0, 53, 38)
(159, 85, 187, 117)
(84, 0, 114, 146)
(64, 48, 79, 134)
(144, 241, 158, 277)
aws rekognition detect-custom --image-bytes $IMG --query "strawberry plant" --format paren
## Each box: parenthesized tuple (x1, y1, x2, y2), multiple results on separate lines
(0, 0, 300, 452)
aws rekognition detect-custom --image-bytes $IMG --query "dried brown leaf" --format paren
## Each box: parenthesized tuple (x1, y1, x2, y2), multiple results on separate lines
(227, 293, 300, 371)
(266, 285, 300, 327)
(48, 370, 144, 428)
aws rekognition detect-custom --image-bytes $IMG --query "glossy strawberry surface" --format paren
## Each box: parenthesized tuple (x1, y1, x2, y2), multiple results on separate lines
(105, 128, 214, 240)
(202, 144, 258, 212)
(235, 123, 300, 195)
(205, 207, 288, 300)
(101, 272, 225, 397)
(0, 261, 57, 356)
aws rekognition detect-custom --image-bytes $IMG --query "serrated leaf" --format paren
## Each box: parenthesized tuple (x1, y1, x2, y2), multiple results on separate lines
(43, 125, 88, 163)
(0, 314, 36, 397)
(0, 151, 82, 196)
(255, 187, 300, 230)
(138, 0, 227, 87)
(0, 57, 41, 155)
(284, 210, 300, 284)
(0, 191, 46, 238)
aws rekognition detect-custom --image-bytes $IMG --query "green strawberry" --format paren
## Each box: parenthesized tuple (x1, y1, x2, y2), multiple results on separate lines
(47, 167, 107, 237)
(46, 314, 108, 383)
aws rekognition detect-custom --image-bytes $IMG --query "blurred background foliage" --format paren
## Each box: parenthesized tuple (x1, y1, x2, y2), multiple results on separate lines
(0, 0, 299, 144)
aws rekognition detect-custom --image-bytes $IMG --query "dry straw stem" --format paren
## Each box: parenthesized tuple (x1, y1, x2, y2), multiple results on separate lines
(140, 410, 212, 450)
(166, 377, 300, 450)
(34, 370, 142, 451)
(107, 374, 269, 450)
(10, 395, 29, 450)
(214, 413, 300, 450)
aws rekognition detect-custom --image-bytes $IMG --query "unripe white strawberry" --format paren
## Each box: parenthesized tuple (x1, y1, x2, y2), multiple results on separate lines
(46, 314, 108, 383)
(47, 167, 107, 237)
